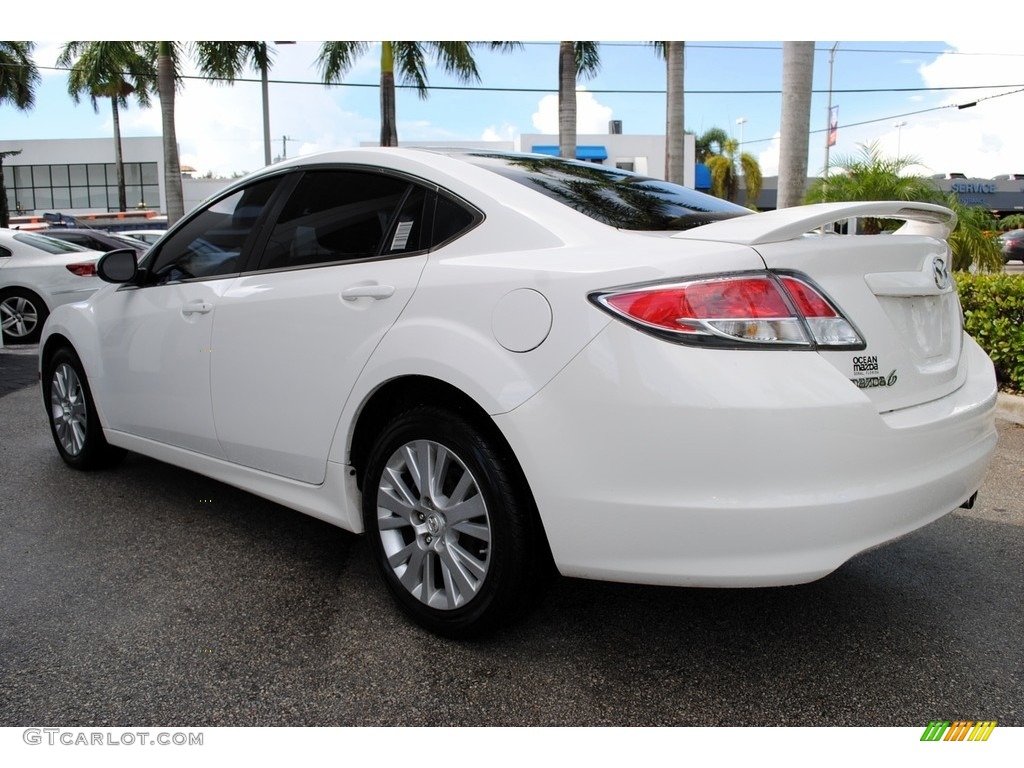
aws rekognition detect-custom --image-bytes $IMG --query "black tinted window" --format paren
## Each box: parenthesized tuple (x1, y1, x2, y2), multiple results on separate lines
(149, 177, 281, 283)
(258, 170, 412, 270)
(458, 152, 750, 231)
(431, 194, 478, 247)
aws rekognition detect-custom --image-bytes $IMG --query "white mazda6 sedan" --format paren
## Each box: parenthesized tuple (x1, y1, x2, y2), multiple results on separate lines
(39, 149, 998, 636)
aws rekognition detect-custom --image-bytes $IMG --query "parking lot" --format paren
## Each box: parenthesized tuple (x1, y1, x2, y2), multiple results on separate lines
(1, 347, 1022, 727)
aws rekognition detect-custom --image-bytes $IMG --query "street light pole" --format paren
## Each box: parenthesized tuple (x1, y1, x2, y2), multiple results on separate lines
(894, 121, 907, 158)
(260, 42, 271, 166)
(736, 116, 747, 176)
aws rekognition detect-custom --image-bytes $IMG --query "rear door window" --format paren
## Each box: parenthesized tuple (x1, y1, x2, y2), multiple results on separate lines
(257, 170, 419, 271)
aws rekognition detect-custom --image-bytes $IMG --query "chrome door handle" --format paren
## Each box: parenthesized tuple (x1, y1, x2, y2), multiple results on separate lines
(341, 284, 396, 301)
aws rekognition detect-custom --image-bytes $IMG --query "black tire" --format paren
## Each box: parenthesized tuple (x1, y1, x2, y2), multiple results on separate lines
(362, 406, 544, 637)
(0, 287, 48, 345)
(43, 347, 126, 470)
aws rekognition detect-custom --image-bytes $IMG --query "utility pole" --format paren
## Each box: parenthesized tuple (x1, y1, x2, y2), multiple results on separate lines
(822, 42, 840, 201)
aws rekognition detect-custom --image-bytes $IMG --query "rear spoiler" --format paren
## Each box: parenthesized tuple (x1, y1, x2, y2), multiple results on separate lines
(672, 201, 956, 246)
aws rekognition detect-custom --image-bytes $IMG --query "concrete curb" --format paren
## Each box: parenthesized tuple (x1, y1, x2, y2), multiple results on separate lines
(997, 392, 1024, 425)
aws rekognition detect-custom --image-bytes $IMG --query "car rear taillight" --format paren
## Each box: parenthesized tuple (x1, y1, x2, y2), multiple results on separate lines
(66, 262, 97, 277)
(591, 272, 864, 349)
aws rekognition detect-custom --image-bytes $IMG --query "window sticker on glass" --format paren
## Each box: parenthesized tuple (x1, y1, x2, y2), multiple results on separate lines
(391, 220, 414, 251)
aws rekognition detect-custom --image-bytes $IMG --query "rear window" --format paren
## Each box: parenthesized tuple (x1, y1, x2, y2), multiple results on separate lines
(12, 232, 90, 255)
(455, 151, 751, 231)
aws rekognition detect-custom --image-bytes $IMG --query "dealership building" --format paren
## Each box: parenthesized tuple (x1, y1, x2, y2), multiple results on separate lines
(4, 134, 1023, 222)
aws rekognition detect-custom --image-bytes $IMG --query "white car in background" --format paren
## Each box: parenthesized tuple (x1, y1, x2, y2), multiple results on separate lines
(38, 149, 998, 637)
(0, 229, 104, 345)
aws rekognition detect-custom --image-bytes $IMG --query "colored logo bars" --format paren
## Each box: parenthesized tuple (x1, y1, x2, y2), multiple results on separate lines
(921, 721, 997, 742)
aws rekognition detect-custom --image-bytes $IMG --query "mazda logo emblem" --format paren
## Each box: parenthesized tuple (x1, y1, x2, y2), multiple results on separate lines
(932, 257, 950, 290)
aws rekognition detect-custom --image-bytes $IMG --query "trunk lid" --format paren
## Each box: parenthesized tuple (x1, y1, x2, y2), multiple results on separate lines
(673, 202, 964, 413)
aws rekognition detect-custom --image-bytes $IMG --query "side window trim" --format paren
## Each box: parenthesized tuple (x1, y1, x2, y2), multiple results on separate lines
(235, 171, 301, 274)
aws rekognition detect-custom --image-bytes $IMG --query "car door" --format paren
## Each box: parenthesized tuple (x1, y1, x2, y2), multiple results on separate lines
(91, 177, 284, 456)
(209, 169, 432, 484)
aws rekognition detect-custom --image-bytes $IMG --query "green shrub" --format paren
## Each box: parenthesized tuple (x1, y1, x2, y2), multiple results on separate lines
(956, 273, 1024, 392)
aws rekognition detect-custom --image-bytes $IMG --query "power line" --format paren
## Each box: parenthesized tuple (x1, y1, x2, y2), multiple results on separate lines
(742, 86, 1024, 148)
(512, 41, 1024, 58)
(30, 64, 1024, 97)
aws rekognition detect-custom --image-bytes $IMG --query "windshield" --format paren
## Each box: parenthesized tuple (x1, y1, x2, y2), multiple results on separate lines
(13, 232, 91, 255)
(452, 151, 752, 231)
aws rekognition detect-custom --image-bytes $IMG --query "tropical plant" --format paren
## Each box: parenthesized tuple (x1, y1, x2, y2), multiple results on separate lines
(945, 194, 1003, 272)
(694, 127, 729, 164)
(318, 42, 512, 148)
(558, 42, 601, 160)
(805, 141, 1001, 271)
(0, 40, 38, 110)
(997, 213, 1024, 230)
(57, 41, 155, 212)
(805, 141, 942, 232)
(698, 128, 763, 207)
(653, 42, 685, 185)
(0, 41, 41, 227)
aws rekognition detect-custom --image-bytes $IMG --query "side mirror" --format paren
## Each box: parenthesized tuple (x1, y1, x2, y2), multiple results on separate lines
(97, 249, 139, 284)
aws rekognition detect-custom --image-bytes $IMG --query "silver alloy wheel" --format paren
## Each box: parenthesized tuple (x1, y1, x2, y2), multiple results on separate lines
(0, 295, 39, 339)
(50, 363, 88, 456)
(376, 440, 492, 610)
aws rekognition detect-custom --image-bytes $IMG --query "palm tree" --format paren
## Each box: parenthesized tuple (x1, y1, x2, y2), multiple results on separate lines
(194, 41, 277, 165)
(777, 41, 815, 209)
(654, 42, 685, 185)
(695, 127, 729, 164)
(698, 128, 763, 207)
(804, 141, 941, 219)
(558, 42, 601, 159)
(945, 194, 1003, 272)
(57, 41, 155, 212)
(148, 41, 186, 224)
(318, 42, 506, 148)
(0, 41, 41, 227)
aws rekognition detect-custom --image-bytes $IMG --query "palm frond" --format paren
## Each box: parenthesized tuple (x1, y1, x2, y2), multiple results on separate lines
(316, 41, 370, 83)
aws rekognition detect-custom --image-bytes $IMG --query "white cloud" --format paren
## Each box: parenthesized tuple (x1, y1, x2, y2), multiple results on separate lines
(531, 88, 614, 134)
(165, 43, 380, 175)
(481, 124, 518, 143)
(898, 41, 1024, 178)
(758, 133, 782, 177)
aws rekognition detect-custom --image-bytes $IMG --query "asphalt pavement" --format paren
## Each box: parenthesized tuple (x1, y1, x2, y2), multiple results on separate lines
(1, 352, 1022, 726)
(0, 346, 37, 397)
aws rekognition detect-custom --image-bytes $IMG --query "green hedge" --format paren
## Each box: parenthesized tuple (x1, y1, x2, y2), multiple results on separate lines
(956, 273, 1024, 392)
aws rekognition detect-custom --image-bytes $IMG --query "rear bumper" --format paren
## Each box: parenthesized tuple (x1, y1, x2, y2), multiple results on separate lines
(496, 325, 998, 587)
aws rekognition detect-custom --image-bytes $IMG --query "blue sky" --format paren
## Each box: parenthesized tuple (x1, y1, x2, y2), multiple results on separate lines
(5, 5, 1021, 181)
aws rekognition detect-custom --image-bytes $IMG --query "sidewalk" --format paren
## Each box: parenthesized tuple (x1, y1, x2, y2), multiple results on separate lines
(997, 391, 1024, 425)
